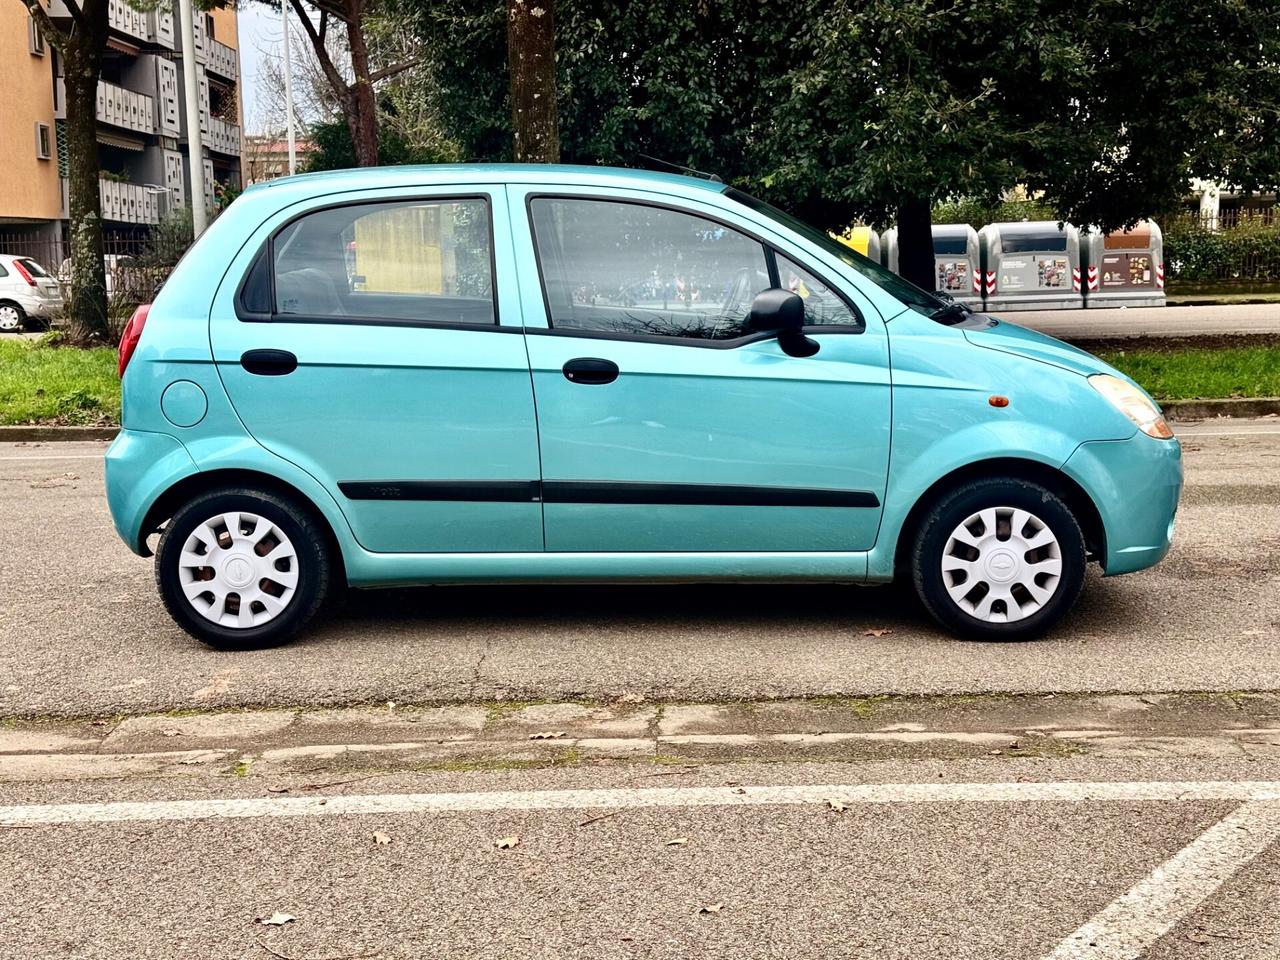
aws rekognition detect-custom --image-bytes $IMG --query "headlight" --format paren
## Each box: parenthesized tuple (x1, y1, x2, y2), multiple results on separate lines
(1089, 374, 1174, 439)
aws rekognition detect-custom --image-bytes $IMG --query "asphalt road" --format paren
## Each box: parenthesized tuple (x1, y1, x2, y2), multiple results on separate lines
(1, 419, 1278, 717)
(1011, 301, 1280, 339)
(4, 758, 1280, 959)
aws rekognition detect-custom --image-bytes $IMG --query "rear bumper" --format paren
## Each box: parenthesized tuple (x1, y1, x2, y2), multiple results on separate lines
(104, 428, 199, 555)
(16, 296, 62, 318)
(1063, 431, 1183, 576)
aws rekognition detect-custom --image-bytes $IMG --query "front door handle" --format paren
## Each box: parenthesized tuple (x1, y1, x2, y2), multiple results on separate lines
(562, 357, 619, 385)
(240, 349, 298, 376)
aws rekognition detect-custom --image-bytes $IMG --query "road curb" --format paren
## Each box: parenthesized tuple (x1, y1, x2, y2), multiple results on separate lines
(0, 425, 117, 442)
(1164, 397, 1280, 421)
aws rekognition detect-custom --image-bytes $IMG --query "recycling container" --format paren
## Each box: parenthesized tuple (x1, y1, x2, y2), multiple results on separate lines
(1082, 221, 1165, 307)
(833, 226, 882, 263)
(881, 224, 983, 307)
(978, 221, 1083, 311)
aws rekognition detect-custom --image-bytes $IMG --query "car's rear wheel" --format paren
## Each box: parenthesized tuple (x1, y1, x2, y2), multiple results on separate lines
(0, 302, 25, 333)
(911, 478, 1086, 641)
(155, 489, 330, 649)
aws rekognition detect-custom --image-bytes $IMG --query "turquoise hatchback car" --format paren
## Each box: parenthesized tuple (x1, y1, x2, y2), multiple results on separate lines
(106, 164, 1181, 648)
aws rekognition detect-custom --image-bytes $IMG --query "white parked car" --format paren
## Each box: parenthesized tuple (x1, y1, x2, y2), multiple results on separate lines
(0, 255, 62, 332)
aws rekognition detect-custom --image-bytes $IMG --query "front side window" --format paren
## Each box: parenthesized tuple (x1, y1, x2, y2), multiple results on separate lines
(266, 197, 494, 325)
(530, 197, 771, 341)
(776, 254, 862, 329)
(726, 187, 945, 318)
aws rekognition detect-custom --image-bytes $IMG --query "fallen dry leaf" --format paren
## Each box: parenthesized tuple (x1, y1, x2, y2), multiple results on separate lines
(863, 628, 893, 637)
(665, 837, 689, 847)
(258, 912, 296, 927)
(825, 798, 848, 813)
(372, 831, 392, 845)
(494, 836, 521, 850)
(699, 902, 724, 915)
(529, 731, 565, 740)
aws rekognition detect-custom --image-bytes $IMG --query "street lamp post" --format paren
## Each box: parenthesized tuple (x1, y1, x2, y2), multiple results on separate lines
(177, 0, 208, 237)
(281, 0, 297, 175)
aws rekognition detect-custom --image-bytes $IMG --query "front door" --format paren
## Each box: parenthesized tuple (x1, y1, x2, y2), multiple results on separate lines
(209, 190, 543, 554)
(514, 189, 891, 554)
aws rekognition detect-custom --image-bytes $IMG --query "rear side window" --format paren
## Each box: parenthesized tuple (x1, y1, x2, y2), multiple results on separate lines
(530, 197, 771, 341)
(245, 197, 496, 326)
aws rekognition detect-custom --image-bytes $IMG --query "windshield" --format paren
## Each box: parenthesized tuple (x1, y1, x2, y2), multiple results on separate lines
(724, 187, 944, 317)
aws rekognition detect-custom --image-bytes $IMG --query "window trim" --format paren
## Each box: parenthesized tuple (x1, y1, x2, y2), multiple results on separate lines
(525, 192, 864, 349)
(34, 122, 52, 160)
(234, 193, 503, 330)
(28, 14, 45, 56)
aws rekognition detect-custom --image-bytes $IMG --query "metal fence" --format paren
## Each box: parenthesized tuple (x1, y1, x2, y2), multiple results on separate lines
(0, 233, 179, 330)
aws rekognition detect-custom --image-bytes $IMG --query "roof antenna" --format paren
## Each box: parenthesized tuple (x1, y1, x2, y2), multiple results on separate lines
(637, 154, 723, 183)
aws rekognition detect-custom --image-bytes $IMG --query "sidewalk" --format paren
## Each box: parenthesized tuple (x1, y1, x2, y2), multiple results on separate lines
(1011, 301, 1280, 339)
(7, 692, 1280, 783)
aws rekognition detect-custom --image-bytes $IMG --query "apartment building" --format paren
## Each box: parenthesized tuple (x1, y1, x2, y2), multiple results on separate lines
(0, 0, 243, 255)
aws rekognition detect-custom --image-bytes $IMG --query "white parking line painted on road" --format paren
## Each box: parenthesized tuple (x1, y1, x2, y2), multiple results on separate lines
(1044, 800, 1280, 960)
(0, 454, 103, 461)
(3, 780, 1280, 827)
(1174, 430, 1280, 437)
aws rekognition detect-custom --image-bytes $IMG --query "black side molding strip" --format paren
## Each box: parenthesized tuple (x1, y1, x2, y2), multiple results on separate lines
(542, 481, 880, 508)
(338, 479, 879, 509)
(338, 480, 541, 502)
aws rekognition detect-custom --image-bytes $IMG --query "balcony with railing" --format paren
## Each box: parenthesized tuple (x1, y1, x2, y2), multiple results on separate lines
(96, 81, 155, 136)
(107, 0, 148, 43)
(207, 39, 239, 81)
(99, 179, 169, 225)
(207, 117, 242, 157)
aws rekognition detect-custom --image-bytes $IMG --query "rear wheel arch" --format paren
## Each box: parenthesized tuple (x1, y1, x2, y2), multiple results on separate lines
(893, 457, 1106, 575)
(140, 468, 345, 577)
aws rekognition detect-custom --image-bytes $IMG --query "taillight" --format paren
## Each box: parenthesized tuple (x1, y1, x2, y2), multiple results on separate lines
(118, 303, 150, 377)
(12, 260, 36, 286)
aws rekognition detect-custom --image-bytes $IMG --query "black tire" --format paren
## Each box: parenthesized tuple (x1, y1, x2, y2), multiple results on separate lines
(911, 477, 1086, 641)
(155, 488, 331, 649)
(0, 301, 25, 334)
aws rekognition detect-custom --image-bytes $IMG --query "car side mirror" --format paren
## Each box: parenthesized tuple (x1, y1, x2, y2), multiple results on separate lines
(747, 288, 819, 358)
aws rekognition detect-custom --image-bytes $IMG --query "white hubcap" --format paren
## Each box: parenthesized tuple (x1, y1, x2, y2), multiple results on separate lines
(178, 512, 299, 629)
(0, 306, 20, 331)
(941, 506, 1062, 623)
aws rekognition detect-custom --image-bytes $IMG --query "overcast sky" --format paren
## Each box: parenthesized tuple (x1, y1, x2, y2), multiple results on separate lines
(238, 2, 284, 135)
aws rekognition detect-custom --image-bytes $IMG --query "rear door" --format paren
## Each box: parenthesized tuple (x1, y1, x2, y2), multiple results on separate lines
(209, 187, 543, 554)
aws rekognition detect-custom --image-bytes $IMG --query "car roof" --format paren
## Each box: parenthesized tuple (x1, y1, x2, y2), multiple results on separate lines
(244, 163, 728, 199)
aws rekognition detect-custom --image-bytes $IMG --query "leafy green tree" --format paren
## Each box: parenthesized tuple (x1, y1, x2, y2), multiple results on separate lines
(302, 114, 455, 171)
(415, 0, 1280, 291)
(20, 0, 110, 343)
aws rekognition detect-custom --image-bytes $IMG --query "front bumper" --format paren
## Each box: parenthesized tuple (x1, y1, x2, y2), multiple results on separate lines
(1063, 431, 1183, 576)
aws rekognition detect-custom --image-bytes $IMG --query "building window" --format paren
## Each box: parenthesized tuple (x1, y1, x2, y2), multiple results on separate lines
(35, 123, 52, 160)
(29, 14, 46, 56)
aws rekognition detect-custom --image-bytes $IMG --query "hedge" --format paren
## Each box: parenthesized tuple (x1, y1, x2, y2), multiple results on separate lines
(1160, 219, 1280, 285)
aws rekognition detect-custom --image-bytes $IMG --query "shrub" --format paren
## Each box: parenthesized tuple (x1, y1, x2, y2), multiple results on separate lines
(1163, 219, 1280, 284)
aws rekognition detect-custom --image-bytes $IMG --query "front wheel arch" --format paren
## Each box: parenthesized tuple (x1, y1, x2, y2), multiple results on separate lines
(893, 457, 1106, 577)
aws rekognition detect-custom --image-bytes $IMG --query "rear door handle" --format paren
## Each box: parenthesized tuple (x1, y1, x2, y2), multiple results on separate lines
(562, 357, 619, 385)
(240, 349, 298, 376)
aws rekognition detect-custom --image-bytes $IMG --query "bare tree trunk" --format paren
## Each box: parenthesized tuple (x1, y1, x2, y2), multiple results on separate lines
(507, 0, 558, 163)
(345, 12, 379, 166)
(62, 30, 109, 343)
(896, 197, 935, 294)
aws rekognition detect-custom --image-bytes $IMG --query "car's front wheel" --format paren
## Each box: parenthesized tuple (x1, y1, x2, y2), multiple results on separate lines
(911, 478, 1086, 641)
(155, 489, 331, 649)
